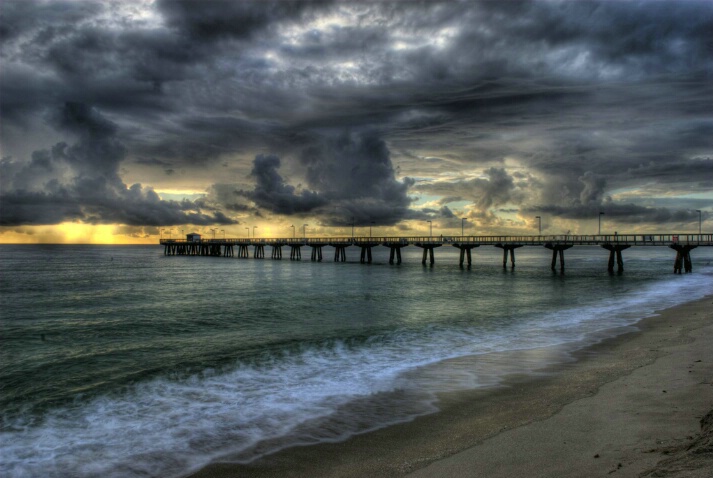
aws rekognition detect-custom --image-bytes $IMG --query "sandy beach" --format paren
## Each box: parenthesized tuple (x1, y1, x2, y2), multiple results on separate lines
(188, 295, 713, 478)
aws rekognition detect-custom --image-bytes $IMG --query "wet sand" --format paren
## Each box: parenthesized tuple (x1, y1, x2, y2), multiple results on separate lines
(188, 295, 713, 478)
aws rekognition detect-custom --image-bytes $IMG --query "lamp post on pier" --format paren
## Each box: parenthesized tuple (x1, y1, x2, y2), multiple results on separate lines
(303, 224, 308, 239)
(290, 225, 295, 238)
(221, 229, 225, 239)
(696, 210, 702, 234)
(245, 227, 249, 238)
(427, 220, 432, 238)
(461, 218, 467, 237)
(253, 226, 258, 238)
(536, 216, 541, 235)
(598, 212, 605, 235)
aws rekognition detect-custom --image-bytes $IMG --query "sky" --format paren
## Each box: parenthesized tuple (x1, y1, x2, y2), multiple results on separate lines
(0, 0, 711, 244)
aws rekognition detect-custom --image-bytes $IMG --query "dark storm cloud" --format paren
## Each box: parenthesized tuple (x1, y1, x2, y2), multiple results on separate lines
(242, 132, 416, 225)
(415, 167, 525, 214)
(246, 154, 327, 215)
(578, 171, 607, 206)
(300, 131, 415, 225)
(0, 103, 236, 226)
(533, 202, 703, 226)
(1, 0, 712, 231)
(623, 157, 713, 186)
(0, 0, 102, 43)
(157, 0, 322, 41)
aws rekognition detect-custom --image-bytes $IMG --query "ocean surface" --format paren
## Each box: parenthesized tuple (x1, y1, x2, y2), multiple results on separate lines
(1, 243, 712, 477)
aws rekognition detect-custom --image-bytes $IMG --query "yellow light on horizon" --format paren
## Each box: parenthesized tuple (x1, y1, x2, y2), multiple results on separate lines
(0, 223, 155, 245)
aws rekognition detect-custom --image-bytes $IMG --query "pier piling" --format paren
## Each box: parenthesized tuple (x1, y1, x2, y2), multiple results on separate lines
(388, 246, 403, 264)
(360, 246, 373, 264)
(452, 244, 479, 267)
(496, 244, 522, 268)
(332, 245, 348, 262)
(421, 246, 435, 265)
(670, 244, 697, 274)
(602, 244, 631, 273)
(414, 241, 442, 266)
(545, 244, 573, 272)
(311, 246, 323, 262)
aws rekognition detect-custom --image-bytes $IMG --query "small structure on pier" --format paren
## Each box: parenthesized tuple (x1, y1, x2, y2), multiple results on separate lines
(186, 233, 201, 242)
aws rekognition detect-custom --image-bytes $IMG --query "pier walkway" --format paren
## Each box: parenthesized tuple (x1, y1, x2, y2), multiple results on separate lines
(160, 233, 712, 273)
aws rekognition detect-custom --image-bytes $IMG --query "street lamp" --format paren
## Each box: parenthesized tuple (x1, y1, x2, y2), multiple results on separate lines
(210, 228, 216, 239)
(535, 216, 541, 235)
(291, 225, 295, 238)
(696, 210, 702, 234)
(221, 229, 225, 239)
(461, 218, 467, 237)
(427, 220, 432, 238)
(253, 226, 258, 238)
(598, 212, 605, 235)
(245, 227, 250, 238)
(303, 224, 308, 239)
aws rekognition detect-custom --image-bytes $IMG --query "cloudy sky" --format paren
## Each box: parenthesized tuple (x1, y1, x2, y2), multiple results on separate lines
(1, 0, 711, 243)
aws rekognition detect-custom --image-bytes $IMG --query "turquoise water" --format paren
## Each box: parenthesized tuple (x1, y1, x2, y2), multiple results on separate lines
(1, 244, 712, 477)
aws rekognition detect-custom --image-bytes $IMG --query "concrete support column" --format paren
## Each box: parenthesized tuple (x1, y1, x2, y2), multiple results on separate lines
(669, 244, 697, 274)
(360, 246, 373, 264)
(388, 246, 403, 265)
(454, 245, 479, 267)
(601, 244, 631, 273)
(495, 244, 523, 269)
(310, 246, 323, 262)
(333, 246, 347, 262)
(421, 246, 435, 265)
(544, 244, 573, 272)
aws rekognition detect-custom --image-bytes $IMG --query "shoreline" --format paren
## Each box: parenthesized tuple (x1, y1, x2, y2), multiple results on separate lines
(187, 294, 713, 478)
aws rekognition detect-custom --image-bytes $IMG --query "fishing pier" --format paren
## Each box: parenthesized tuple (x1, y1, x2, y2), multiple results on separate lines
(161, 233, 712, 273)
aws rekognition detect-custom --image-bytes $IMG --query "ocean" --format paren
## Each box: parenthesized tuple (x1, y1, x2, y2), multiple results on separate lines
(1, 243, 712, 477)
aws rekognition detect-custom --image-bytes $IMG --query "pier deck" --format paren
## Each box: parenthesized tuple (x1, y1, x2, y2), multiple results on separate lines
(160, 233, 712, 273)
